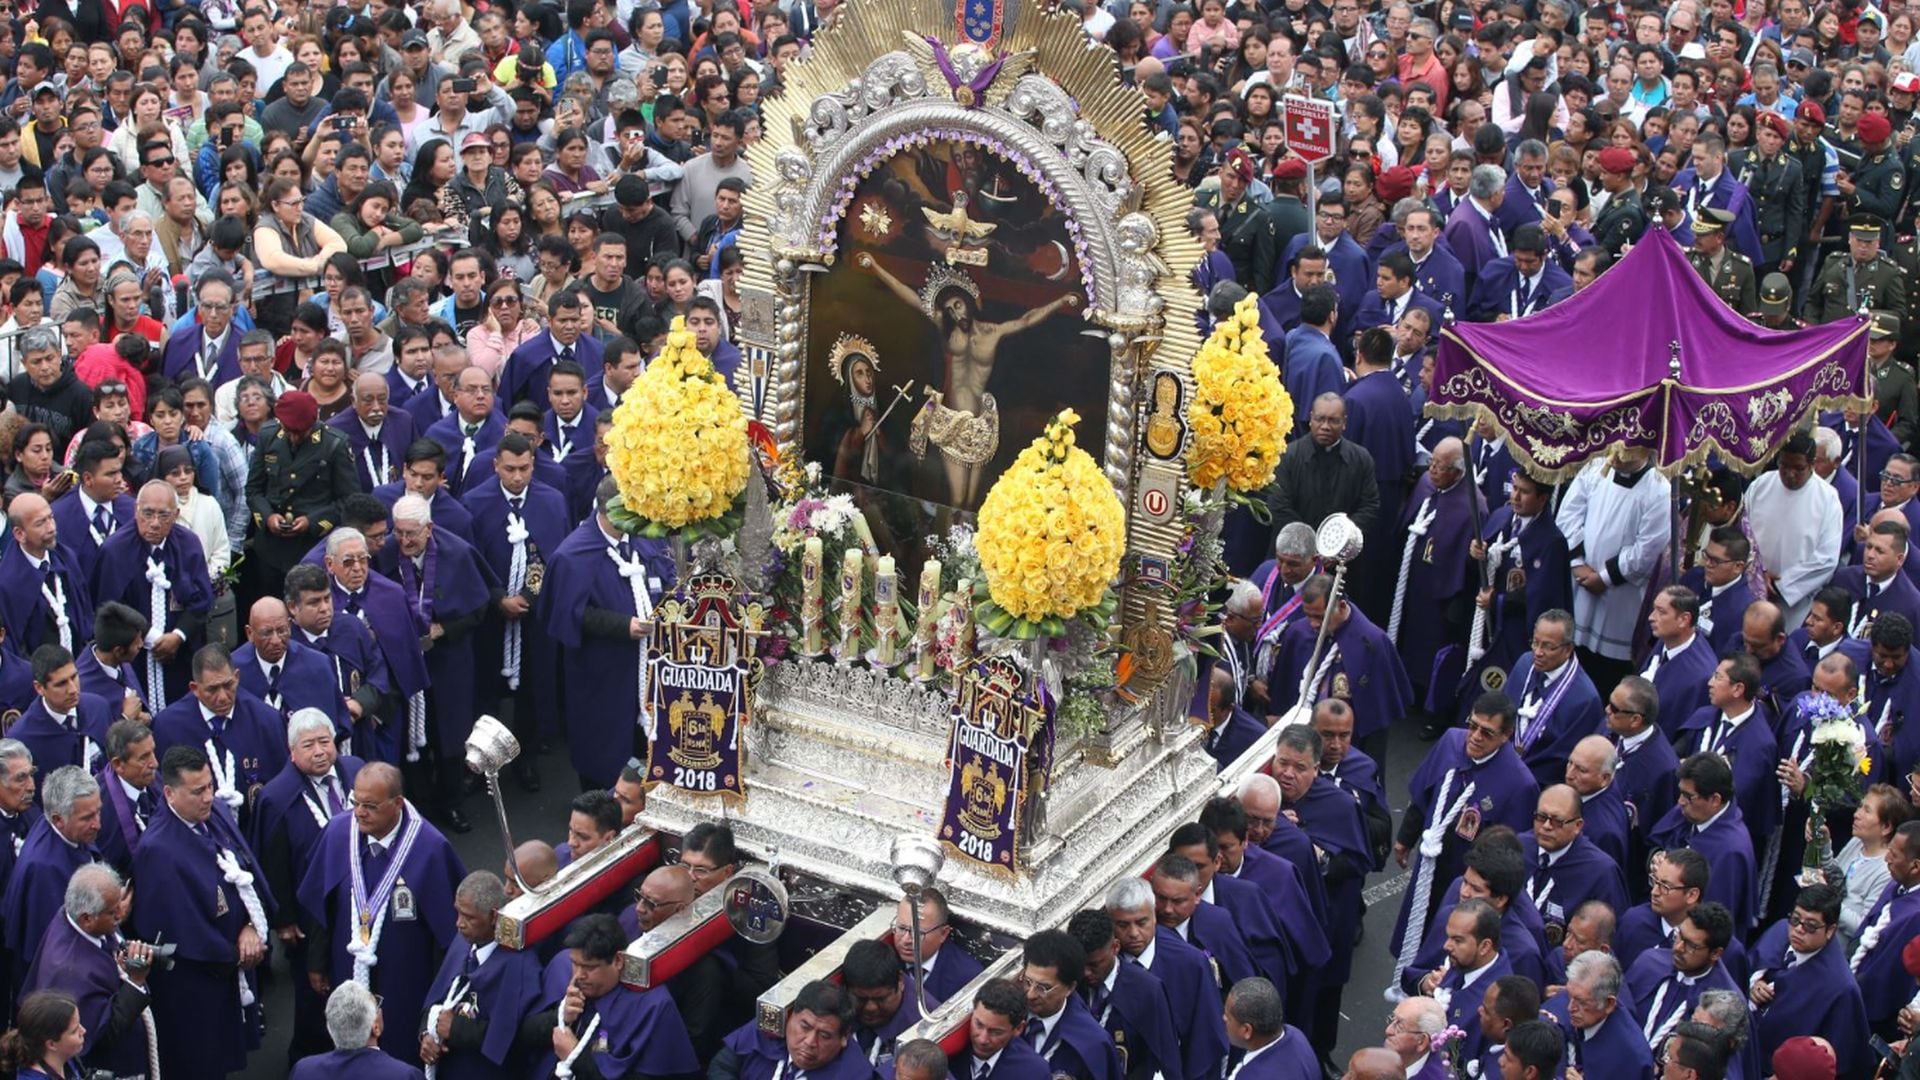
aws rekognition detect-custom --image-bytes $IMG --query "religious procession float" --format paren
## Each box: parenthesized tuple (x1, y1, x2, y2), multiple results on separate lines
(447, 0, 1332, 1050)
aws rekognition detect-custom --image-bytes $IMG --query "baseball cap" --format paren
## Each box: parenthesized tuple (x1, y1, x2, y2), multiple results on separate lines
(29, 82, 58, 100)
(459, 131, 491, 153)
(401, 28, 429, 49)
(1895, 72, 1920, 95)
(1787, 47, 1816, 69)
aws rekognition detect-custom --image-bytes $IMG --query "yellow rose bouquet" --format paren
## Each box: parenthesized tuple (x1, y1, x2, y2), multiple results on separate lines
(605, 316, 751, 539)
(974, 409, 1125, 640)
(1187, 294, 1292, 495)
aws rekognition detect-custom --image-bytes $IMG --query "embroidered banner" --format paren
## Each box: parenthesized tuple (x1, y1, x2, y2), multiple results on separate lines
(644, 574, 766, 806)
(937, 655, 1052, 876)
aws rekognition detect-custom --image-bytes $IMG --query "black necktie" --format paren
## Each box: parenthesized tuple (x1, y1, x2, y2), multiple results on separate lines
(134, 790, 154, 825)
(559, 345, 574, 363)
(618, 538, 633, 561)
(209, 713, 227, 739)
(345, 592, 363, 617)
(463, 946, 480, 976)
(92, 505, 111, 537)
(464, 422, 479, 437)
(266, 663, 282, 706)
(508, 496, 524, 514)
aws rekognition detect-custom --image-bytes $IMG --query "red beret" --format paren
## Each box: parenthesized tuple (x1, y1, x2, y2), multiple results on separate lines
(1271, 156, 1308, 181)
(1597, 147, 1636, 175)
(1770, 1038, 1836, 1080)
(1860, 111, 1893, 145)
(274, 390, 319, 435)
(1377, 165, 1417, 203)
(1798, 100, 1827, 125)
(1757, 111, 1790, 138)
(1223, 147, 1255, 182)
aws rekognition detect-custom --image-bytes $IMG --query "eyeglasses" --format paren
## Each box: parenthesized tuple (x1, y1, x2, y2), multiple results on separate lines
(1529, 637, 1570, 651)
(1673, 934, 1712, 954)
(890, 920, 948, 936)
(334, 554, 370, 567)
(1532, 810, 1580, 828)
(1787, 916, 1831, 934)
(680, 858, 723, 878)
(1464, 720, 1505, 741)
(1647, 875, 1687, 894)
(1604, 702, 1641, 717)
(491, 294, 520, 306)
(1883, 471, 1918, 485)
(1015, 974, 1062, 995)
(145, 157, 176, 168)
(97, 381, 127, 394)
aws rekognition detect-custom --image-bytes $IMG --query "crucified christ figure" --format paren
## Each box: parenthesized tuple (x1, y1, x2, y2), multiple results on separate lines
(855, 252, 1081, 508)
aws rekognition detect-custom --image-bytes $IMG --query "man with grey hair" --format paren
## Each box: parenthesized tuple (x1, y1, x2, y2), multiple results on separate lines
(321, 523, 431, 769)
(1218, 579, 1266, 710)
(289, 980, 419, 1078)
(2, 764, 101, 970)
(419, 870, 543, 1074)
(1497, 139, 1555, 235)
(1222, 976, 1317, 1076)
(1546, 950, 1650, 1075)
(1250, 522, 1318, 672)
(8, 321, 92, 444)
(387, 491, 490, 832)
(23, 861, 158, 1078)
(1382, 996, 1446, 1080)
(1689, 989, 1753, 1077)
(1443, 164, 1510, 295)
(96, 718, 159, 873)
(1105, 875, 1229, 1080)
(92, 479, 215, 704)
(255, 706, 363, 1059)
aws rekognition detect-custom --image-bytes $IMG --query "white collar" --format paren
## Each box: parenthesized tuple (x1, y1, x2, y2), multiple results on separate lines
(1238, 1036, 1283, 1068)
(1695, 802, 1731, 831)
(1469, 747, 1498, 766)
(1471, 196, 1497, 222)
(1617, 726, 1656, 753)
(501, 483, 529, 502)
(78, 491, 104, 517)
(1665, 633, 1698, 658)
(1171, 917, 1192, 941)
(1540, 842, 1570, 867)
(974, 1047, 1005, 1072)
(598, 523, 625, 549)
(1030, 1008, 1062, 1046)
(1534, 658, 1569, 687)
(917, 948, 940, 977)
(1406, 1053, 1432, 1076)
(117, 775, 144, 803)
(1869, 571, 1899, 589)
(198, 701, 229, 727)
(258, 654, 283, 677)
(1719, 704, 1755, 728)
(1200, 880, 1216, 905)
(360, 420, 383, 440)
(1458, 955, 1497, 989)
(1100, 961, 1119, 995)
(1136, 935, 1158, 969)
(472, 940, 498, 967)
(364, 815, 401, 848)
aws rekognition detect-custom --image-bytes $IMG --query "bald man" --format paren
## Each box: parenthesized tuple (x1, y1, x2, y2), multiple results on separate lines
(1343, 1046, 1407, 1080)
(1390, 436, 1486, 733)
(329, 369, 418, 491)
(1519, 784, 1630, 942)
(0, 491, 95, 659)
(506, 839, 560, 900)
(620, 863, 731, 1057)
(91, 481, 212, 704)
(297, 761, 468, 1068)
(1563, 734, 1631, 870)
(233, 597, 348, 736)
(1743, 599, 1811, 715)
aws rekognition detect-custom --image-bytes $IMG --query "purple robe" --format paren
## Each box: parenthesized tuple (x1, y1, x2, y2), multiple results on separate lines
(1204, 705, 1264, 769)
(0, 543, 93, 660)
(1613, 728, 1680, 849)
(1090, 952, 1183, 1080)
(130, 803, 274, 1077)
(1541, 994, 1655, 1080)
(1439, 952, 1515, 1059)
(1673, 167, 1765, 262)
(1507, 655, 1606, 790)
(1614, 904, 1751, 985)
(531, 982, 703, 1080)
(1756, 645, 1812, 723)
(1748, 917, 1870, 1077)
(1521, 832, 1629, 937)
(234, 638, 349, 738)
(418, 937, 544, 1080)
(1677, 569, 1757, 657)
(1138, 927, 1227, 1080)
(1210, 866, 1323, 992)
(1478, 507, 1574, 673)
(94, 768, 157, 873)
(1866, 648, 1920, 784)
(1398, 888, 1545, 992)
(0, 816, 100, 967)
(501, 332, 606, 411)
(1831, 565, 1920, 640)
(371, 483, 477, 545)
(1851, 881, 1920, 1023)
(299, 620, 393, 753)
(1623, 951, 1747, 1043)
(1263, 604, 1413, 740)
(1325, 748, 1386, 823)
(1442, 197, 1505, 291)
(1647, 802, 1760, 933)
(1579, 780, 1633, 874)
(1182, 900, 1258, 989)
(72, 647, 140, 719)
(1283, 774, 1371, 985)
(290, 1048, 424, 1078)
(23, 912, 152, 1076)
(463, 479, 571, 732)
(150, 691, 288, 824)
(8, 693, 111, 776)
(425, 411, 506, 496)
(951, 1033, 1051, 1080)
(1233, 1027, 1320, 1080)
(295, 807, 467, 1066)
(333, 573, 431, 759)
(328, 409, 417, 491)
(90, 525, 213, 703)
(249, 757, 362, 945)
(1389, 732, 1539, 962)
(1823, 413, 1900, 496)
(379, 531, 497, 756)
(544, 405, 602, 523)
(541, 519, 674, 788)
(1035, 995, 1124, 1080)
(1344, 368, 1415, 542)
(1643, 634, 1718, 741)
(1675, 704, 1782, 852)
(47, 490, 132, 583)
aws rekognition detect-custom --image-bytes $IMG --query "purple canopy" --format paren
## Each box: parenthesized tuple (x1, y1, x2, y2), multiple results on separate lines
(1428, 228, 1869, 482)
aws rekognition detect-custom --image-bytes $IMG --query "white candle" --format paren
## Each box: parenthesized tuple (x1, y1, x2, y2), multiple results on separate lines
(801, 537, 823, 655)
(874, 556, 899, 666)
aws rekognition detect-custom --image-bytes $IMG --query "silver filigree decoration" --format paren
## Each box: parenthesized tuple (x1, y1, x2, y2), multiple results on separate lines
(1000, 75, 1138, 217)
(1114, 214, 1167, 318)
(804, 52, 928, 158)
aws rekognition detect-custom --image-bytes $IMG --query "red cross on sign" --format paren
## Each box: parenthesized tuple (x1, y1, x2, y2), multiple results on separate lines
(1282, 95, 1335, 163)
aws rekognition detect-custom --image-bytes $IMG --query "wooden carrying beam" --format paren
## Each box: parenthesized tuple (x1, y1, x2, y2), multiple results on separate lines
(495, 829, 663, 950)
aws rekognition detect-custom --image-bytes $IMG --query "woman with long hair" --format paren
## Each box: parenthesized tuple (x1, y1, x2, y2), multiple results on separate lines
(230, 375, 279, 448)
(264, 150, 309, 194)
(1150, 4, 1195, 58)
(4, 423, 63, 503)
(402, 141, 458, 215)
(483, 200, 538, 282)
(216, 181, 261, 228)
(531, 234, 578, 309)
(303, 340, 354, 423)
(315, 252, 386, 337)
(1240, 83, 1278, 128)
(658, 257, 699, 322)
(1451, 56, 1489, 107)
(110, 87, 191, 175)
(1392, 106, 1433, 169)
(0, 990, 86, 1079)
(253, 175, 347, 336)
(332, 181, 424, 262)
(408, 248, 452, 302)
(1343, 163, 1386, 246)
(275, 302, 329, 384)
(157, 442, 231, 577)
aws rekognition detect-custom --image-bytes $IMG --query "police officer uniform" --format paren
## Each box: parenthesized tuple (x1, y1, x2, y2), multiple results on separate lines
(1869, 311, 1920, 445)
(1849, 113, 1905, 244)
(1751, 271, 1805, 329)
(243, 390, 359, 586)
(1689, 207, 1759, 314)
(1197, 147, 1280, 294)
(1732, 117, 1808, 273)
(1809, 214, 1907, 323)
